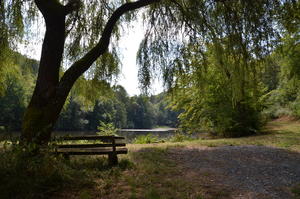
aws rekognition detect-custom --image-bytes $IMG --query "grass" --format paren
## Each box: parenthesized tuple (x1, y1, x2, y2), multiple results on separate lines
(100, 148, 207, 199)
(125, 120, 300, 154)
(0, 143, 133, 199)
(1, 120, 300, 198)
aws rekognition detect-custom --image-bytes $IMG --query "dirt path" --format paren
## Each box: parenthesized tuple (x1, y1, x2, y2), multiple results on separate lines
(167, 145, 300, 199)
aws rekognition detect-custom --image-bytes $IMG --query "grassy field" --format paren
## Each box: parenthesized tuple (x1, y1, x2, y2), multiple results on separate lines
(127, 120, 300, 152)
(1, 120, 300, 198)
(52, 120, 300, 199)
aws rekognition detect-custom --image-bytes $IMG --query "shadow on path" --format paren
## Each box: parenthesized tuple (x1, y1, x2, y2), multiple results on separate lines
(168, 145, 300, 199)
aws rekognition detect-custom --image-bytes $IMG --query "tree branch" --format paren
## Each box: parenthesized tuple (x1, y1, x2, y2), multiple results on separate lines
(64, 0, 81, 15)
(35, 0, 64, 19)
(59, 0, 161, 93)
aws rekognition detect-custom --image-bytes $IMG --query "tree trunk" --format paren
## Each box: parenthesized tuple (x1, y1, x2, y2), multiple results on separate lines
(21, 96, 66, 145)
(21, 0, 66, 145)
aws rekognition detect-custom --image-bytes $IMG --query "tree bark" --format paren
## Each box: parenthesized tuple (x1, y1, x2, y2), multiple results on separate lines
(21, 0, 66, 144)
(21, 0, 161, 145)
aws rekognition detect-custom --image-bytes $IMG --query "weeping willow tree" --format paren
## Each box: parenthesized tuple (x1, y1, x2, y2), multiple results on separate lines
(0, 0, 8, 95)
(137, 0, 298, 136)
(1, 0, 163, 145)
(167, 43, 268, 137)
(1, 0, 298, 144)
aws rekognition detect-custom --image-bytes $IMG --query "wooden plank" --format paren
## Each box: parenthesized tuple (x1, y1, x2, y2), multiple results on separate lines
(54, 135, 125, 141)
(56, 143, 126, 148)
(55, 148, 128, 155)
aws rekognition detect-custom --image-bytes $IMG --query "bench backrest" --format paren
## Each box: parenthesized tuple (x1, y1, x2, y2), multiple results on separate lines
(55, 135, 124, 142)
(54, 135, 126, 152)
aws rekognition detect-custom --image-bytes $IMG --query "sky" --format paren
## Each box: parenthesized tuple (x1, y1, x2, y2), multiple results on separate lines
(19, 17, 163, 96)
(117, 21, 163, 96)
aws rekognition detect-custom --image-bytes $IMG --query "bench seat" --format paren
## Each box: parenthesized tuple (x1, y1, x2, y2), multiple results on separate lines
(55, 147, 128, 155)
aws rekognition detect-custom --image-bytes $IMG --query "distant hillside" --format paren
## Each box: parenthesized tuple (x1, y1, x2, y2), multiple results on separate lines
(11, 51, 39, 75)
(0, 51, 38, 131)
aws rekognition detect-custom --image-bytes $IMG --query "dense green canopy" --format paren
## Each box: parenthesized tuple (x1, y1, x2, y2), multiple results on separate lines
(1, 0, 297, 87)
(138, 0, 298, 88)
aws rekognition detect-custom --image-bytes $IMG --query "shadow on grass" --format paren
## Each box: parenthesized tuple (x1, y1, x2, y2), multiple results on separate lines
(0, 146, 133, 199)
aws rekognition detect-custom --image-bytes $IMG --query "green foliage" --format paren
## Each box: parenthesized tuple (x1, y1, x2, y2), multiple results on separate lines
(2, 0, 298, 139)
(0, 51, 37, 131)
(127, 96, 157, 129)
(263, 32, 300, 119)
(169, 132, 193, 143)
(55, 96, 87, 131)
(0, 141, 134, 199)
(169, 41, 265, 137)
(86, 98, 126, 130)
(0, 146, 80, 199)
(96, 121, 119, 136)
(138, 0, 289, 89)
(0, 126, 5, 134)
(133, 134, 159, 144)
(53, 85, 178, 131)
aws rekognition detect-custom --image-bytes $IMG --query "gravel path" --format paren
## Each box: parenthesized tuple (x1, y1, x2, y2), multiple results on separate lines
(168, 145, 300, 199)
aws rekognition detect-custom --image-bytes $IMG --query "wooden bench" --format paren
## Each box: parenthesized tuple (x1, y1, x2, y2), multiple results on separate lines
(54, 135, 127, 165)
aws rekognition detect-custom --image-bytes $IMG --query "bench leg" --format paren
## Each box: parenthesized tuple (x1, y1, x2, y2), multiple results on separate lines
(63, 154, 70, 160)
(108, 154, 118, 166)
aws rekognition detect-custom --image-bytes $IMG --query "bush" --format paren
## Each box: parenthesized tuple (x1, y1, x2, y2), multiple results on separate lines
(0, 144, 87, 199)
(291, 100, 300, 118)
(169, 132, 193, 142)
(133, 134, 159, 144)
(96, 121, 119, 136)
(0, 126, 5, 134)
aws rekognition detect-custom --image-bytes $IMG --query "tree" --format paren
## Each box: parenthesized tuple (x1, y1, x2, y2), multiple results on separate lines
(127, 95, 156, 128)
(86, 99, 116, 130)
(2, 0, 297, 144)
(55, 96, 86, 131)
(137, 0, 298, 137)
(0, 70, 26, 131)
(263, 32, 300, 118)
(168, 42, 265, 137)
(0, 52, 37, 131)
(11, 0, 161, 144)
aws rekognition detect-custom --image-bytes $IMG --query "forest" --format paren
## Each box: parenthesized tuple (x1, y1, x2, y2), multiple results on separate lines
(0, 52, 179, 132)
(1, 0, 300, 198)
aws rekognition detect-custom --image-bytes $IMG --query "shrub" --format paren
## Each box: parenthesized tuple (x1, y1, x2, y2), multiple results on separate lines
(0, 144, 87, 199)
(0, 126, 5, 134)
(133, 134, 159, 144)
(291, 100, 300, 118)
(96, 121, 119, 136)
(169, 132, 193, 142)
